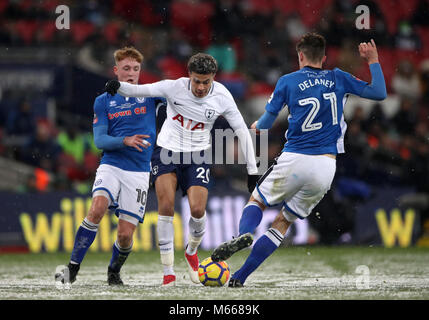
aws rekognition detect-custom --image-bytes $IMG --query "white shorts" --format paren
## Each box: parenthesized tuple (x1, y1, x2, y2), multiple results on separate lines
(92, 164, 150, 225)
(252, 152, 336, 222)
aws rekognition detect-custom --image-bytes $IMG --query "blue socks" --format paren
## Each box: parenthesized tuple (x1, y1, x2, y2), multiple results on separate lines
(239, 202, 263, 235)
(232, 228, 284, 284)
(69, 217, 132, 273)
(109, 240, 133, 273)
(70, 218, 98, 264)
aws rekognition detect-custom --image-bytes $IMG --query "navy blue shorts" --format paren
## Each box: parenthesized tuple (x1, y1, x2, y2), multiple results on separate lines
(151, 146, 212, 195)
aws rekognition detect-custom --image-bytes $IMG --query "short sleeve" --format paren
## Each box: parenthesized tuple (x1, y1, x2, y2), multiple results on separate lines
(334, 68, 368, 96)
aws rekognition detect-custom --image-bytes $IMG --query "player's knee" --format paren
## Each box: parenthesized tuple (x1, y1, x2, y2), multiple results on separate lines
(157, 194, 175, 216)
(117, 229, 133, 248)
(190, 205, 205, 219)
(271, 213, 292, 235)
(249, 195, 266, 211)
(272, 213, 284, 225)
(87, 197, 108, 224)
(158, 201, 175, 216)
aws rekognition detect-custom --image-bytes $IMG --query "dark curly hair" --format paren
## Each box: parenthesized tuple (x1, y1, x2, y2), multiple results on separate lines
(296, 32, 326, 63)
(187, 53, 218, 74)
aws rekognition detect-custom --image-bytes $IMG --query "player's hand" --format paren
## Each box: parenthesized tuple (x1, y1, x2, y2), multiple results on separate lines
(358, 39, 379, 64)
(250, 121, 260, 135)
(123, 134, 151, 152)
(105, 80, 120, 96)
(247, 174, 260, 193)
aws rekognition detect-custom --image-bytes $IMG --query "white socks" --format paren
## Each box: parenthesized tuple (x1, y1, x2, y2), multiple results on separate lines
(158, 215, 175, 276)
(157, 214, 207, 274)
(186, 214, 206, 255)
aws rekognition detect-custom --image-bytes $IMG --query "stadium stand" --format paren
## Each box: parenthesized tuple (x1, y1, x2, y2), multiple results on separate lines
(0, 0, 428, 243)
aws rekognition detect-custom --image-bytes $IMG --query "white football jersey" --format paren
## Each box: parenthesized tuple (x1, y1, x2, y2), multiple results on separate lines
(120, 78, 246, 151)
(118, 78, 258, 174)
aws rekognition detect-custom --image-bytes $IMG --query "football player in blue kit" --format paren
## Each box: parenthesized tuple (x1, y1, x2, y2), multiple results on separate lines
(56, 47, 165, 285)
(211, 33, 387, 287)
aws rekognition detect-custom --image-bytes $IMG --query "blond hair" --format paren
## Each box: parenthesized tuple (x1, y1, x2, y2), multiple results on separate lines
(113, 46, 143, 64)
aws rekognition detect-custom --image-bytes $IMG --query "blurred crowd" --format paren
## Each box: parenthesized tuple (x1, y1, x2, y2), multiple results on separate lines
(0, 0, 428, 212)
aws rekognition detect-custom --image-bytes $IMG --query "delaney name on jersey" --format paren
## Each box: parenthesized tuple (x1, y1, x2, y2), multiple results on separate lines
(298, 78, 335, 91)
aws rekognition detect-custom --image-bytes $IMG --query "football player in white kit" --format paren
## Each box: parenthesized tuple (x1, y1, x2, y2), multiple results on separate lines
(105, 53, 258, 286)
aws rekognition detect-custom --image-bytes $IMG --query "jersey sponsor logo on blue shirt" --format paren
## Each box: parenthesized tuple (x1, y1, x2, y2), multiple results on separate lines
(107, 107, 147, 120)
(115, 102, 136, 109)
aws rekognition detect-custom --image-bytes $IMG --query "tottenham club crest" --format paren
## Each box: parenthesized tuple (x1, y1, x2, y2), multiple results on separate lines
(152, 165, 158, 176)
(205, 109, 215, 120)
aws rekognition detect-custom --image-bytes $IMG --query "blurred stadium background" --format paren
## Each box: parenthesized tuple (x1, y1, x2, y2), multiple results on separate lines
(0, 0, 429, 256)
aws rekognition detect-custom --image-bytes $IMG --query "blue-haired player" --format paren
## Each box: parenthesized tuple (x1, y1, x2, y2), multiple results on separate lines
(56, 47, 165, 285)
(211, 33, 387, 287)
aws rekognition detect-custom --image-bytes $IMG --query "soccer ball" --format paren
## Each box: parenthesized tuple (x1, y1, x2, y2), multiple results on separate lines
(198, 257, 230, 287)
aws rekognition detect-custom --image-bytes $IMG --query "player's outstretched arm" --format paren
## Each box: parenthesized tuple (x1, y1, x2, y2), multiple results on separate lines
(104, 79, 162, 98)
(358, 39, 387, 100)
(250, 110, 278, 133)
(117, 81, 154, 97)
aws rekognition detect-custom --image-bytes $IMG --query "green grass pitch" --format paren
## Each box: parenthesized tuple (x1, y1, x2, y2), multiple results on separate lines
(0, 246, 428, 300)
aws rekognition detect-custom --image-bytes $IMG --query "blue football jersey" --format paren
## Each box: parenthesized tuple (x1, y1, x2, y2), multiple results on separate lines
(266, 66, 368, 155)
(93, 92, 165, 171)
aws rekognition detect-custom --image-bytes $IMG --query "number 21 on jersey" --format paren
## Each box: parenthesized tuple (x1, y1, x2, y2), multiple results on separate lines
(299, 92, 337, 132)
